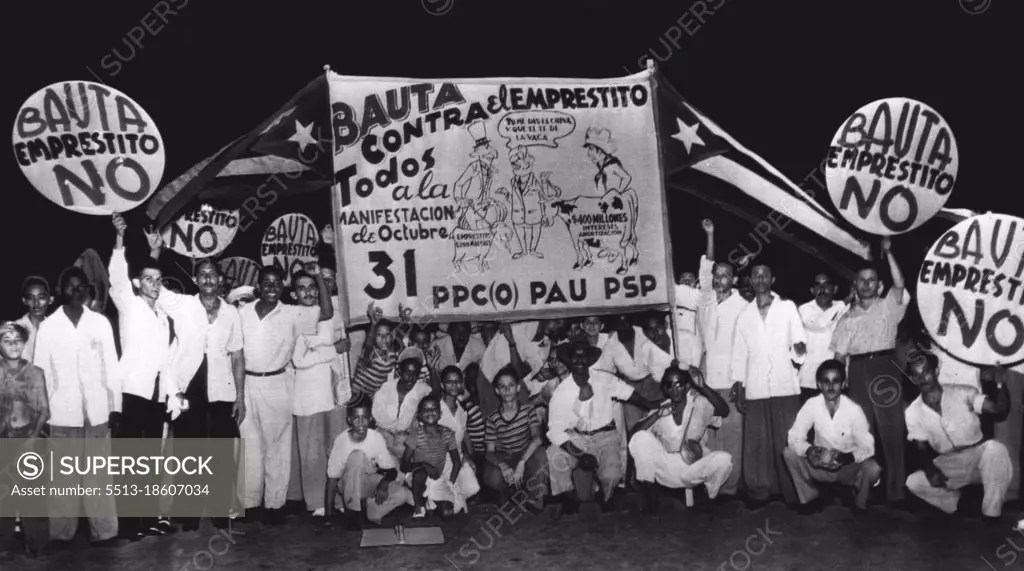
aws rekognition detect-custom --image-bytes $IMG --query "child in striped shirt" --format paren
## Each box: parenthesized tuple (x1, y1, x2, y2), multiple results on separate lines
(352, 310, 400, 399)
(403, 396, 481, 517)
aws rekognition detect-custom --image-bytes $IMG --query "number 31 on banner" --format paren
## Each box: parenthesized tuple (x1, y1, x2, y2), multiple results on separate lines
(365, 250, 418, 301)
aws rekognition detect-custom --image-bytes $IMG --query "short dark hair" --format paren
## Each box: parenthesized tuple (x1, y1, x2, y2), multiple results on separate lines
(129, 257, 162, 279)
(345, 399, 372, 418)
(58, 266, 89, 290)
(194, 258, 220, 277)
(908, 352, 939, 375)
(291, 270, 316, 285)
(815, 359, 847, 383)
(440, 365, 463, 381)
(257, 265, 286, 283)
(21, 275, 50, 296)
(418, 395, 440, 412)
(660, 360, 694, 392)
(491, 365, 521, 389)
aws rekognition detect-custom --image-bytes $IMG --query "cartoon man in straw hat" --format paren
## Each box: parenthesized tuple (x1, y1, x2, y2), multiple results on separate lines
(453, 121, 499, 213)
(583, 126, 633, 197)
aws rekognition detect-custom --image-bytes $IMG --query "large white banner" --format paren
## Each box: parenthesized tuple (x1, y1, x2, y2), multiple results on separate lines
(328, 70, 671, 325)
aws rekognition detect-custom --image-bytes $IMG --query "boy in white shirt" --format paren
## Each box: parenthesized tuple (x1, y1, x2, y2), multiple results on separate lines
(323, 403, 413, 530)
(784, 360, 881, 514)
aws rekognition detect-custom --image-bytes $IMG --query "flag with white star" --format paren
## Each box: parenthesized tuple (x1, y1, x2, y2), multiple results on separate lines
(655, 73, 872, 275)
(146, 75, 335, 228)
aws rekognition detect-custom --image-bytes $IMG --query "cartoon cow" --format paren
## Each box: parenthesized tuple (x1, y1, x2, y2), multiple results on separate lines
(545, 188, 640, 274)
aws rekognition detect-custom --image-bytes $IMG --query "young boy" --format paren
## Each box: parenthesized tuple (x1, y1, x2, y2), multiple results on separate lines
(16, 276, 53, 363)
(402, 396, 465, 517)
(0, 321, 49, 559)
(783, 360, 881, 514)
(323, 403, 412, 530)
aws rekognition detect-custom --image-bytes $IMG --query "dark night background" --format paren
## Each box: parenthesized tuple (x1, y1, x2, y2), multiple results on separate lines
(2, 0, 1018, 322)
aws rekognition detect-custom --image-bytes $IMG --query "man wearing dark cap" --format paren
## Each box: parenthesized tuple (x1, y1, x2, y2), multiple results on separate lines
(546, 340, 669, 513)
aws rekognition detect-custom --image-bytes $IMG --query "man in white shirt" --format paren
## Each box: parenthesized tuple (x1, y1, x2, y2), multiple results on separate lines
(694, 219, 749, 499)
(546, 340, 667, 514)
(784, 359, 880, 514)
(240, 264, 332, 525)
(797, 274, 848, 402)
(432, 321, 486, 382)
(148, 246, 247, 531)
(628, 364, 733, 513)
(731, 264, 807, 508)
(34, 266, 121, 546)
(323, 402, 413, 529)
(905, 353, 1012, 521)
(110, 215, 176, 539)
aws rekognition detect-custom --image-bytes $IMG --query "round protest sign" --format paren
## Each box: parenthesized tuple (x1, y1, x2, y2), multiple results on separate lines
(825, 97, 957, 235)
(217, 256, 261, 290)
(260, 213, 320, 284)
(12, 81, 165, 215)
(160, 206, 240, 259)
(918, 213, 1024, 368)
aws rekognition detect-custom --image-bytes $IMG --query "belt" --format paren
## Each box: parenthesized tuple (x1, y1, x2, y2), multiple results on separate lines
(850, 350, 894, 361)
(571, 422, 616, 436)
(245, 367, 288, 377)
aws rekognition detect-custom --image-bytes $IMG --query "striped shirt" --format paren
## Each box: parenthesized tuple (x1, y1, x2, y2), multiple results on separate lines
(352, 350, 396, 397)
(464, 399, 486, 454)
(486, 403, 540, 455)
(405, 424, 457, 474)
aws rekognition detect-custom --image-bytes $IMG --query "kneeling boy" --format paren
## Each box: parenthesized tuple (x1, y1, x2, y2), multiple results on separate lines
(784, 360, 881, 514)
(324, 403, 412, 530)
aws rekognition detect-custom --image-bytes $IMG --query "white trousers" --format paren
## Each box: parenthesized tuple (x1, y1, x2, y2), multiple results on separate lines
(629, 431, 733, 497)
(906, 440, 1012, 517)
(241, 374, 294, 510)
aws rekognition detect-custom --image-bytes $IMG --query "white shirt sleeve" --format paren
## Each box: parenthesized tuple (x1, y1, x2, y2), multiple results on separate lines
(546, 387, 575, 448)
(787, 401, 815, 457)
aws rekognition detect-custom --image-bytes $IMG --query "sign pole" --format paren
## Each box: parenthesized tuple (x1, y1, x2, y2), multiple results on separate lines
(646, 58, 693, 508)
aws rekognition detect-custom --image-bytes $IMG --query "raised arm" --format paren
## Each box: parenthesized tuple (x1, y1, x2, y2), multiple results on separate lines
(109, 214, 134, 308)
(703, 218, 714, 261)
(880, 237, 905, 302)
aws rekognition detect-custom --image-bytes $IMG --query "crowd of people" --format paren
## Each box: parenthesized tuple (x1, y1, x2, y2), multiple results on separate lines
(1, 215, 1022, 563)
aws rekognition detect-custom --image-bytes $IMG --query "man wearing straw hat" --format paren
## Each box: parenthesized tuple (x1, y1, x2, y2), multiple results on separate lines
(546, 340, 670, 513)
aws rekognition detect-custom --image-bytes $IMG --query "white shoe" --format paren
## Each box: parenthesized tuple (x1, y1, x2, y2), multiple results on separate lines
(312, 508, 325, 517)
(412, 507, 427, 519)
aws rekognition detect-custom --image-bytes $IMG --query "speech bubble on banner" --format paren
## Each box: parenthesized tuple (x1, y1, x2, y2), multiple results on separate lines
(825, 97, 957, 236)
(497, 111, 576, 150)
(12, 81, 165, 215)
(260, 213, 319, 285)
(160, 206, 240, 259)
(918, 213, 1024, 368)
(217, 256, 260, 290)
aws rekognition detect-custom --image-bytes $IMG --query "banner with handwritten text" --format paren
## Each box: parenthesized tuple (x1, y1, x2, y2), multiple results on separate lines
(328, 70, 671, 325)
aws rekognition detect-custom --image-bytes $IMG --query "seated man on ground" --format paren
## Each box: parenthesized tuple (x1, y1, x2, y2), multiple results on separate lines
(402, 396, 479, 518)
(483, 366, 548, 511)
(783, 359, 881, 514)
(323, 403, 413, 530)
(628, 362, 733, 514)
(547, 340, 668, 514)
(905, 353, 1011, 523)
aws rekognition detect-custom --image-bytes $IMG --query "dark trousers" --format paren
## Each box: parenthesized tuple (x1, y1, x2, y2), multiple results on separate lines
(119, 391, 167, 535)
(0, 495, 48, 554)
(847, 353, 906, 502)
(742, 396, 801, 504)
(482, 448, 548, 507)
(174, 358, 209, 529)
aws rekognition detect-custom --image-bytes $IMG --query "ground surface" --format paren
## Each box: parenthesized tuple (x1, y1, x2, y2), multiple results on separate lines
(8, 497, 1018, 571)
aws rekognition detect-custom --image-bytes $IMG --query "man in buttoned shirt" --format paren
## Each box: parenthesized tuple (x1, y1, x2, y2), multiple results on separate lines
(239, 264, 332, 525)
(731, 264, 807, 508)
(797, 274, 848, 402)
(110, 214, 177, 539)
(546, 340, 668, 514)
(693, 220, 749, 499)
(904, 354, 1011, 522)
(148, 248, 247, 531)
(784, 360, 881, 514)
(831, 237, 910, 504)
(34, 266, 121, 547)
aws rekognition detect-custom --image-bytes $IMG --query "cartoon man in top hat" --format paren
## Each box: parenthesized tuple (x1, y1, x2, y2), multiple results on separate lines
(453, 121, 499, 212)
